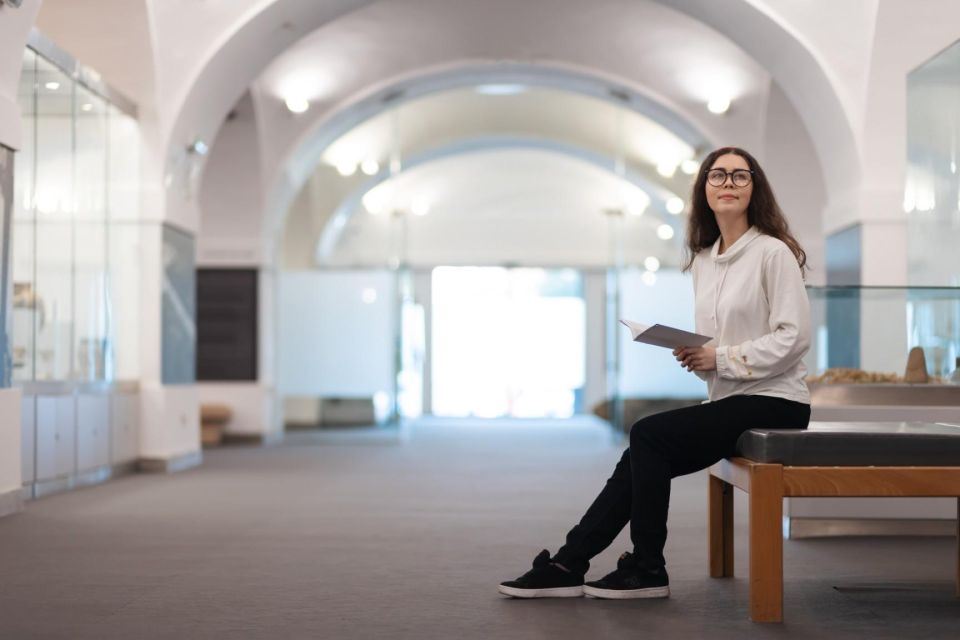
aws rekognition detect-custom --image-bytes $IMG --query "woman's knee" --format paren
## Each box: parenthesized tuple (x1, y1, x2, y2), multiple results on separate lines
(629, 414, 667, 448)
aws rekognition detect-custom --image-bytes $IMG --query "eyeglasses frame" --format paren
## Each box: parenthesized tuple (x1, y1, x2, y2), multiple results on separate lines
(705, 168, 755, 187)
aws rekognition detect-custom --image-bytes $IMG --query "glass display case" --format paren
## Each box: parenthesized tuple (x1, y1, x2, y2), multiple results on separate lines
(806, 286, 960, 414)
(807, 286, 960, 382)
(11, 44, 141, 384)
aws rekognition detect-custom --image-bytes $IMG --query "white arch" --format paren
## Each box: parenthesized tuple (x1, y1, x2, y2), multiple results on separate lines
(266, 60, 715, 262)
(170, 0, 858, 234)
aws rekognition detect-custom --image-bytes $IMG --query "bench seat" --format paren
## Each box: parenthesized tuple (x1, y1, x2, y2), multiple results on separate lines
(708, 422, 960, 623)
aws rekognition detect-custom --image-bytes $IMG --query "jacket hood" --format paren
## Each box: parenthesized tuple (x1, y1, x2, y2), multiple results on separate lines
(711, 226, 761, 263)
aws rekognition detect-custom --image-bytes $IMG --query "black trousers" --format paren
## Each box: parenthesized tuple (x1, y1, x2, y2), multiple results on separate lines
(553, 394, 810, 575)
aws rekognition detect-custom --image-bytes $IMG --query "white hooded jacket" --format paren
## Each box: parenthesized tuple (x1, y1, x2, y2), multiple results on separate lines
(691, 226, 811, 404)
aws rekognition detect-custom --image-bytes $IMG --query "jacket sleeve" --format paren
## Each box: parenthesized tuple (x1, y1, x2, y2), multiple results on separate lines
(715, 247, 810, 381)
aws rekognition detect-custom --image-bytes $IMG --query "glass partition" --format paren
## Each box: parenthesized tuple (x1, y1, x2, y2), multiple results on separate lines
(11, 45, 140, 384)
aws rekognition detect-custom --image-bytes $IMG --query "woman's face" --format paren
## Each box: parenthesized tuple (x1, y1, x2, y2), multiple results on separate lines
(705, 153, 753, 219)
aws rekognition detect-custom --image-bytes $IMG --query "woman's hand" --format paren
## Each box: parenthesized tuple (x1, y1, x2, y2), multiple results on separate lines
(672, 346, 717, 372)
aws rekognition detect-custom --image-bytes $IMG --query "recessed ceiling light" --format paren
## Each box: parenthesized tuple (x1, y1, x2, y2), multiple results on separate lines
(80, 103, 93, 112)
(644, 256, 661, 272)
(707, 96, 731, 114)
(680, 159, 699, 175)
(284, 96, 309, 113)
(666, 197, 684, 215)
(657, 224, 675, 240)
(475, 84, 527, 96)
(361, 159, 380, 176)
(44, 81, 60, 91)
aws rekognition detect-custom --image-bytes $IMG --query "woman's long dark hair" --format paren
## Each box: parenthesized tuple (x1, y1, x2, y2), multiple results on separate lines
(681, 146, 807, 275)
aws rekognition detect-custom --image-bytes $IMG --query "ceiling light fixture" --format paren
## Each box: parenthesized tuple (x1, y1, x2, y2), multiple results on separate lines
(656, 161, 677, 178)
(680, 159, 699, 175)
(707, 95, 731, 114)
(642, 271, 657, 287)
(657, 224, 675, 240)
(362, 186, 391, 215)
(284, 96, 309, 114)
(44, 81, 60, 91)
(335, 160, 358, 177)
(411, 197, 431, 217)
(644, 256, 661, 272)
(666, 197, 685, 215)
(361, 159, 380, 176)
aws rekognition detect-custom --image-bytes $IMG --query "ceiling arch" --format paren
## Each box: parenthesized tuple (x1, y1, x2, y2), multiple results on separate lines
(313, 135, 690, 265)
(266, 60, 716, 251)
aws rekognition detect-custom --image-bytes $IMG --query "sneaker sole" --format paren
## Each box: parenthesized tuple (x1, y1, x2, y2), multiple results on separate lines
(583, 585, 669, 599)
(498, 585, 584, 598)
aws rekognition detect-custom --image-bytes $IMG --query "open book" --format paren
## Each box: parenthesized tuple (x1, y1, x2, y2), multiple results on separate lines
(619, 319, 712, 350)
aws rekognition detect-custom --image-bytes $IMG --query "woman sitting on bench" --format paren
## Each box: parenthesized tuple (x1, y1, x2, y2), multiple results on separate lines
(499, 146, 812, 600)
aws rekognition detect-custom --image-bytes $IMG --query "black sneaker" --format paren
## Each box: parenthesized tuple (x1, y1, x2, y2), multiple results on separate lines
(582, 552, 670, 599)
(498, 550, 585, 598)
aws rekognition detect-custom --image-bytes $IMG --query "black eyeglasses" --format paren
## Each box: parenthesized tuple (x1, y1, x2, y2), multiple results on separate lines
(706, 168, 754, 187)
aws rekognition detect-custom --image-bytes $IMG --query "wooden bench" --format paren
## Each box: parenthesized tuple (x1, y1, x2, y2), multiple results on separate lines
(708, 423, 960, 623)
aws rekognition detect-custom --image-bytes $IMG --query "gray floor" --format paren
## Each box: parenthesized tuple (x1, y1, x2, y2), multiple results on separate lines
(1, 416, 958, 639)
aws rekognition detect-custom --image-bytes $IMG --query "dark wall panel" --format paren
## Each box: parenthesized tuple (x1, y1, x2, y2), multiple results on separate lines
(196, 268, 258, 381)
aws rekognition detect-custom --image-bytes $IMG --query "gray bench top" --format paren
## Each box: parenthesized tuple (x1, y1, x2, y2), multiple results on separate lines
(735, 422, 960, 466)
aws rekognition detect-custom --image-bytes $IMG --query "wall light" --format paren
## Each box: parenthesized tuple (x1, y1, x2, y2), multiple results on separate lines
(657, 224, 675, 240)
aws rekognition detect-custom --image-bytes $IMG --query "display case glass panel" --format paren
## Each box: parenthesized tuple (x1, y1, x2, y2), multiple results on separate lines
(33, 55, 73, 381)
(74, 86, 108, 381)
(12, 48, 36, 382)
(807, 286, 960, 383)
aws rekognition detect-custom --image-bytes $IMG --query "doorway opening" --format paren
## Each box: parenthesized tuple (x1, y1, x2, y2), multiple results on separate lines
(430, 266, 585, 418)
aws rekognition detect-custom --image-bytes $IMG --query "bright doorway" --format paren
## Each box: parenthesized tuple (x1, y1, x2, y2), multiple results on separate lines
(431, 266, 585, 418)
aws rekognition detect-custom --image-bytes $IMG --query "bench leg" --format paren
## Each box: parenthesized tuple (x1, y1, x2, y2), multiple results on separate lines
(748, 464, 784, 623)
(709, 474, 734, 577)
